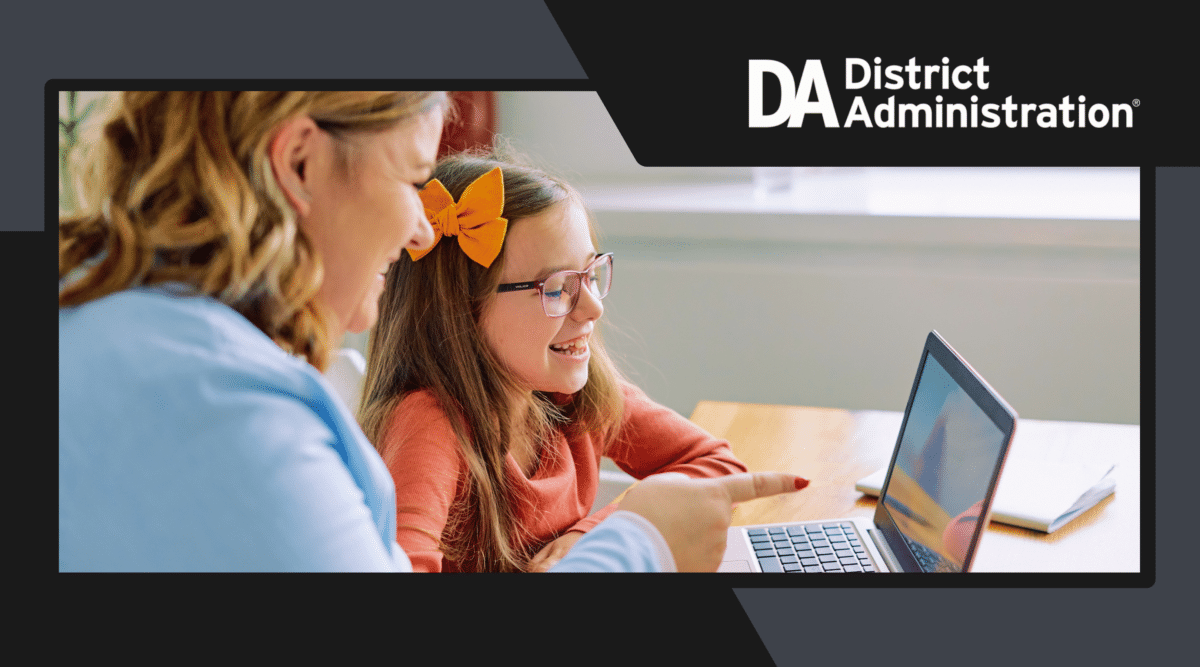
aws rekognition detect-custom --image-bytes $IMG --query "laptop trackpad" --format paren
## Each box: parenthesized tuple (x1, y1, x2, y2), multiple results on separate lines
(718, 559, 753, 572)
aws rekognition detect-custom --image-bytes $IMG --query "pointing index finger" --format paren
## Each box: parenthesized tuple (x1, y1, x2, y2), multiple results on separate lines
(721, 472, 808, 504)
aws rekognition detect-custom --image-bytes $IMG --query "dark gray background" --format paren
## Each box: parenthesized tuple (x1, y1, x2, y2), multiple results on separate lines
(34, 2, 1185, 661)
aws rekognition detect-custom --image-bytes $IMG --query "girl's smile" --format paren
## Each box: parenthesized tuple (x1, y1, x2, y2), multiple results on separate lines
(549, 332, 591, 360)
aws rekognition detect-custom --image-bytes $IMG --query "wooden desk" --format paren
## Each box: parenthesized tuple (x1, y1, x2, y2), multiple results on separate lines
(689, 401, 1141, 573)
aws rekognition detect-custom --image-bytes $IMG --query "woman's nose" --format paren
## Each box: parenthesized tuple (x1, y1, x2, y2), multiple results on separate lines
(407, 207, 435, 250)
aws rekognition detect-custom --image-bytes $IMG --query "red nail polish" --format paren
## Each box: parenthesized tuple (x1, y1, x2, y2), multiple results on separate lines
(794, 477, 809, 490)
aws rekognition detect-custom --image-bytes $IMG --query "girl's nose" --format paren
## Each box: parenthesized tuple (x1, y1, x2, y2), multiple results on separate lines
(571, 278, 604, 321)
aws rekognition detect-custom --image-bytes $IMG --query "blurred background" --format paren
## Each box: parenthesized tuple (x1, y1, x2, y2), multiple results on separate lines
(60, 91, 1140, 433)
(482, 92, 1139, 428)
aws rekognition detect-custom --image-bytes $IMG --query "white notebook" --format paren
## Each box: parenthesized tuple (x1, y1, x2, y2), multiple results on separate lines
(856, 455, 1116, 533)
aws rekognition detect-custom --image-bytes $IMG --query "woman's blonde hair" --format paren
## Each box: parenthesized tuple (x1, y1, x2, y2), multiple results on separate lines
(58, 91, 447, 371)
(359, 149, 626, 572)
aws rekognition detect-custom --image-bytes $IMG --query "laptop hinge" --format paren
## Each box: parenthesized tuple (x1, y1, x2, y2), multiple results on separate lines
(868, 528, 904, 573)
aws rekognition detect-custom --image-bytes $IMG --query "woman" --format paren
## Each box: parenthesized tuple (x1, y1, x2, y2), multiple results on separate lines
(58, 91, 801, 572)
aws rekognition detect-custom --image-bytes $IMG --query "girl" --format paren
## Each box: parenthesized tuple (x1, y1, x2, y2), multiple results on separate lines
(359, 150, 750, 572)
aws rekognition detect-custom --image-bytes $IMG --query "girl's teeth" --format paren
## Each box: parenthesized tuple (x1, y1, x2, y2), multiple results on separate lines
(551, 338, 587, 354)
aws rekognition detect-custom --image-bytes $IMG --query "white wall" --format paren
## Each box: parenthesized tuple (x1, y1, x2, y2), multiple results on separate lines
(594, 222, 1139, 425)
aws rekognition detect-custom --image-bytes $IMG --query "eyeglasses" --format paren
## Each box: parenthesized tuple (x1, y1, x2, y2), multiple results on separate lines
(496, 253, 613, 318)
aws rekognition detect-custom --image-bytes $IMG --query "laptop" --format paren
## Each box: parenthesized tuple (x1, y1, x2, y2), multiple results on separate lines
(720, 330, 1018, 573)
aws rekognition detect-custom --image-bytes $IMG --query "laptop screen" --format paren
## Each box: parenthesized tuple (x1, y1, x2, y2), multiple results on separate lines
(880, 351, 1010, 572)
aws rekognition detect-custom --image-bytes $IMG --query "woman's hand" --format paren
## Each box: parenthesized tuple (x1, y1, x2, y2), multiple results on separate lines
(528, 530, 585, 572)
(617, 471, 808, 572)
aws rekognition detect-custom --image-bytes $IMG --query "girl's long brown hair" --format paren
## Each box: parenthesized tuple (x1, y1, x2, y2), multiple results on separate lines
(359, 150, 626, 572)
(59, 91, 447, 371)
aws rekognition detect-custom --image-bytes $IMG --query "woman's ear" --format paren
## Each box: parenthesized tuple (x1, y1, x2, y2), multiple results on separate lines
(269, 115, 321, 217)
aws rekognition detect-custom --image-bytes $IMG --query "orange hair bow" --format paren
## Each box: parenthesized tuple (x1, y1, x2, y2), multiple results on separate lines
(407, 166, 508, 268)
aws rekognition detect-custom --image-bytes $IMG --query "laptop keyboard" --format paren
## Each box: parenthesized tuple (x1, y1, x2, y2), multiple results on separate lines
(748, 522, 877, 573)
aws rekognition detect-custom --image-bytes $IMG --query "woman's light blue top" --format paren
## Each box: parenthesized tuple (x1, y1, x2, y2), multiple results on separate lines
(59, 285, 671, 572)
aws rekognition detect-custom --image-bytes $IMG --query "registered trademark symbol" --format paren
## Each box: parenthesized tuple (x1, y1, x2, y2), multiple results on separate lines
(1133, 99, 1140, 107)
